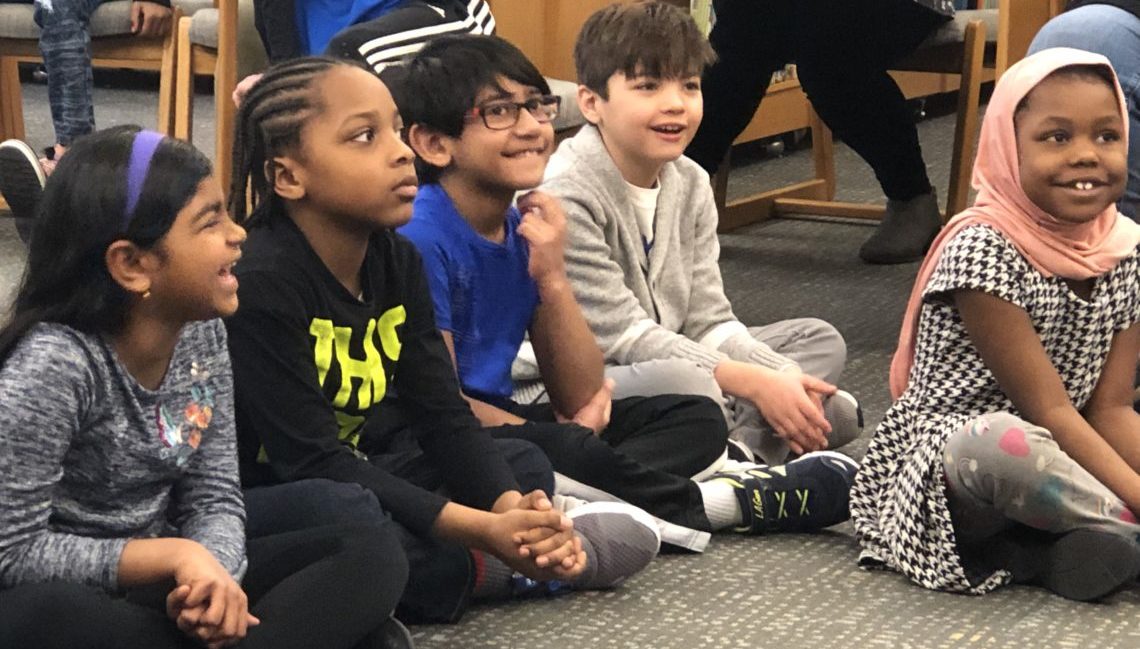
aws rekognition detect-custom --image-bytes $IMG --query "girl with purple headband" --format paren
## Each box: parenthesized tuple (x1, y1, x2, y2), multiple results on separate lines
(0, 126, 411, 648)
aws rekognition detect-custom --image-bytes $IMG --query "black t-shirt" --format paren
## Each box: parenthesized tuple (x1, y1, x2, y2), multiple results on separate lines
(227, 215, 519, 535)
(1068, 0, 1140, 20)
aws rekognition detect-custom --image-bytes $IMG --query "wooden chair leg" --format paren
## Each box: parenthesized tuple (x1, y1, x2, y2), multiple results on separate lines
(808, 106, 836, 201)
(173, 16, 194, 141)
(155, 8, 181, 135)
(0, 56, 26, 142)
(945, 20, 986, 220)
(213, 69, 233, 197)
(214, 0, 238, 197)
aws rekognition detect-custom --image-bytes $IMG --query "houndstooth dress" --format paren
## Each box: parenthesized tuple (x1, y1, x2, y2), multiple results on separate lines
(850, 224, 1140, 594)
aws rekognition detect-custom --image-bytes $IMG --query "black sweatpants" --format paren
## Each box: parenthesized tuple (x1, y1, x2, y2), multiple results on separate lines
(0, 523, 407, 649)
(244, 438, 553, 625)
(496, 394, 729, 533)
(686, 0, 949, 202)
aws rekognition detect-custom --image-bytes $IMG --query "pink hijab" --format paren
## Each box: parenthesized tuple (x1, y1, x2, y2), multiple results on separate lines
(888, 47, 1140, 400)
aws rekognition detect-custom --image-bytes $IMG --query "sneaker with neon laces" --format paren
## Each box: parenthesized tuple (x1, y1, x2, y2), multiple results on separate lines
(823, 389, 863, 451)
(0, 139, 47, 241)
(710, 450, 858, 534)
(552, 494, 660, 589)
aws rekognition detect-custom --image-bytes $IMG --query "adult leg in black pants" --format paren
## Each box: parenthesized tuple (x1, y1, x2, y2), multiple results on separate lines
(795, 0, 947, 263)
(0, 523, 405, 649)
(687, 0, 948, 264)
(499, 394, 730, 534)
(684, 0, 792, 176)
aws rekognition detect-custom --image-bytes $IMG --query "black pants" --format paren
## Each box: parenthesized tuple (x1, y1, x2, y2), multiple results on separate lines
(687, 0, 949, 202)
(244, 438, 552, 625)
(0, 524, 406, 649)
(497, 394, 729, 533)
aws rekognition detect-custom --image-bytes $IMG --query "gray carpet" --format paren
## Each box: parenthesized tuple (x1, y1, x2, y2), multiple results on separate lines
(4, 74, 1139, 648)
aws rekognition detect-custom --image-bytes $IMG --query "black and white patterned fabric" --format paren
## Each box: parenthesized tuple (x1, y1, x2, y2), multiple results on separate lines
(325, 0, 495, 75)
(850, 224, 1140, 594)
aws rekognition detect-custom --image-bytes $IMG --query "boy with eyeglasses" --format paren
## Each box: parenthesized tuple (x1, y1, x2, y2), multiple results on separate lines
(389, 34, 856, 547)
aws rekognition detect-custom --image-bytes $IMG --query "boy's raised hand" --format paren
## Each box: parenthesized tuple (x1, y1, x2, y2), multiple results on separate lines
(516, 191, 569, 290)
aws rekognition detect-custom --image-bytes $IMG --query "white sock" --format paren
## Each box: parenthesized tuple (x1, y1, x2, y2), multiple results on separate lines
(697, 479, 742, 530)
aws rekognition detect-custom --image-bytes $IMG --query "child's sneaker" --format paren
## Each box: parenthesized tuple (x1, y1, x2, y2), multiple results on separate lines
(824, 389, 863, 451)
(0, 139, 47, 226)
(710, 450, 858, 534)
(552, 494, 660, 589)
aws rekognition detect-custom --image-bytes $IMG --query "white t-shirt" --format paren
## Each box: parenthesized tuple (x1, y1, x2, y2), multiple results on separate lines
(625, 179, 660, 250)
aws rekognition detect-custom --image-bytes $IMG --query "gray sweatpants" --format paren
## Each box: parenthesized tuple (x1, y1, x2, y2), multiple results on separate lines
(600, 317, 847, 465)
(943, 412, 1140, 547)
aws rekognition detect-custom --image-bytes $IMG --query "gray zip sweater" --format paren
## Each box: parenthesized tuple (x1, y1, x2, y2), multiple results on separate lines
(542, 125, 794, 376)
(0, 320, 246, 591)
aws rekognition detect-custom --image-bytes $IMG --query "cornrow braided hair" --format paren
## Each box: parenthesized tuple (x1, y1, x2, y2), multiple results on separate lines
(229, 56, 367, 226)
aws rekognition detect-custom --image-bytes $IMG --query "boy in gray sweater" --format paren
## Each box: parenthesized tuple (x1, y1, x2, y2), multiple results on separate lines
(537, 1, 862, 467)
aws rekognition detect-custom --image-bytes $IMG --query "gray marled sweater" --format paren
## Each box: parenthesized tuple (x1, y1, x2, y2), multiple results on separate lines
(542, 125, 794, 376)
(0, 320, 246, 591)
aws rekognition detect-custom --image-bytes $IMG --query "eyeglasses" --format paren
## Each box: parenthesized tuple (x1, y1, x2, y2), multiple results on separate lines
(466, 95, 561, 130)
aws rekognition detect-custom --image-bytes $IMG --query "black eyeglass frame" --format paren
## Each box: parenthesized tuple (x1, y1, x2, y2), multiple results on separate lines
(465, 94, 562, 130)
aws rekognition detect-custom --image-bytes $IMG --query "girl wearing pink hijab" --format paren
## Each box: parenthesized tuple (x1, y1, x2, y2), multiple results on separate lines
(850, 48, 1140, 601)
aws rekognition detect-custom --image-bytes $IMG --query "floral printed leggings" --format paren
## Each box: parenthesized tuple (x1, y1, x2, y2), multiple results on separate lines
(943, 412, 1140, 547)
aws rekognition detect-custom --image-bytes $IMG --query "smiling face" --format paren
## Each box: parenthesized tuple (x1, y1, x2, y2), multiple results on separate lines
(439, 76, 556, 195)
(291, 65, 419, 230)
(147, 174, 246, 320)
(1015, 71, 1127, 225)
(580, 70, 703, 188)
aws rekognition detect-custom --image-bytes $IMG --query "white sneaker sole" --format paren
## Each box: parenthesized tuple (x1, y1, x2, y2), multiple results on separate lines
(553, 473, 709, 552)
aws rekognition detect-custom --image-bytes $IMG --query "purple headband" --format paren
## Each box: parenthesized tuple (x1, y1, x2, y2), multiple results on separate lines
(123, 130, 165, 229)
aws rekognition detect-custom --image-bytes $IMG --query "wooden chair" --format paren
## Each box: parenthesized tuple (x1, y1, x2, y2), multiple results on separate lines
(713, 0, 1058, 230)
(0, 0, 183, 144)
(172, 0, 236, 194)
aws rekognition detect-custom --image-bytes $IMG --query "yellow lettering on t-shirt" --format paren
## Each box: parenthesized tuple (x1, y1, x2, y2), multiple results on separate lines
(335, 411, 365, 448)
(308, 306, 406, 413)
(376, 305, 406, 361)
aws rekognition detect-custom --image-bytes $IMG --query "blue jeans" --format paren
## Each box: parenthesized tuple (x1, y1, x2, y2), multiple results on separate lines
(31, 0, 104, 146)
(1029, 4, 1140, 221)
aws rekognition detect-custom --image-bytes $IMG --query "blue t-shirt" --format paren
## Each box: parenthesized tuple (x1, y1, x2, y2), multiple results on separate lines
(399, 184, 539, 403)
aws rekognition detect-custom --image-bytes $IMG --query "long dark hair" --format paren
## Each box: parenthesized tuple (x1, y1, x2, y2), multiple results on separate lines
(0, 126, 212, 363)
